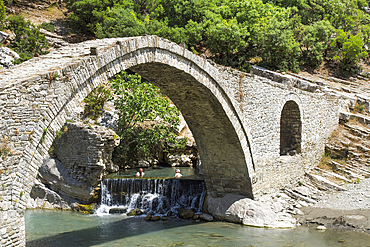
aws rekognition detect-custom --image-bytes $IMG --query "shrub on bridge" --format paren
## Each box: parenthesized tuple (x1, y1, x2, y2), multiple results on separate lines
(83, 84, 111, 120)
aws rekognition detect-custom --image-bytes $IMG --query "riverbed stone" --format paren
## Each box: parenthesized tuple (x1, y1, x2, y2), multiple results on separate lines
(109, 208, 126, 214)
(178, 208, 194, 219)
(200, 213, 213, 221)
(150, 216, 161, 221)
(127, 208, 143, 216)
(206, 193, 296, 228)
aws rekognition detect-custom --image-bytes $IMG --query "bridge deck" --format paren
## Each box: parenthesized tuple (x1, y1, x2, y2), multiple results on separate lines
(0, 38, 132, 88)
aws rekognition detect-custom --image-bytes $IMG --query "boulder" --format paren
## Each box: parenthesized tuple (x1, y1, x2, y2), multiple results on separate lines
(35, 121, 120, 204)
(200, 213, 213, 221)
(178, 208, 194, 219)
(109, 208, 126, 214)
(0, 46, 20, 68)
(0, 31, 9, 44)
(206, 193, 295, 228)
(38, 156, 93, 203)
(127, 208, 143, 216)
(27, 180, 75, 210)
(151, 216, 161, 221)
(144, 215, 152, 221)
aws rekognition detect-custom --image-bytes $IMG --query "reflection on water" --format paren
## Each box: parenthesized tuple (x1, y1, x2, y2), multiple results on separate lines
(25, 210, 370, 247)
(104, 166, 201, 179)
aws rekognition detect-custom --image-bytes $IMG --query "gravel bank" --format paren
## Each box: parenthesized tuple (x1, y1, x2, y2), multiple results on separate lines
(313, 178, 370, 210)
(298, 178, 370, 231)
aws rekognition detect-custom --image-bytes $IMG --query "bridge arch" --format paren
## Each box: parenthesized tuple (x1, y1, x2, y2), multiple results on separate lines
(2, 36, 256, 231)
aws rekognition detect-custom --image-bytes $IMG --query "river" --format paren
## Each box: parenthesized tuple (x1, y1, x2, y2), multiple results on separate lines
(25, 209, 370, 246)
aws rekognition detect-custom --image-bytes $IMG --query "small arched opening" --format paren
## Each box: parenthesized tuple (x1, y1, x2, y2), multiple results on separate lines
(280, 100, 301, 156)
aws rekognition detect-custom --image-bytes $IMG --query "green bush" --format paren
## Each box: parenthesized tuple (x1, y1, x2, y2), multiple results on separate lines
(39, 22, 55, 33)
(256, 19, 300, 72)
(83, 85, 111, 120)
(67, 0, 370, 74)
(300, 20, 335, 67)
(6, 15, 49, 62)
(94, 8, 147, 38)
(331, 29, 368, 72)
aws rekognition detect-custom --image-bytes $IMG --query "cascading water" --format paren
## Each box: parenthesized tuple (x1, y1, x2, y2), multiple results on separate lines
(95, 178, 206, 215)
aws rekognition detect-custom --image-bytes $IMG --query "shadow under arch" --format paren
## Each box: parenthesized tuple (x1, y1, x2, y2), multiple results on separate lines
(129, 62, 253, 198)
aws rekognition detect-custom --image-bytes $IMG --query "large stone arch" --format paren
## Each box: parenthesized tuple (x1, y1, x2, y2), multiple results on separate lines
(0, 36, 256, 245)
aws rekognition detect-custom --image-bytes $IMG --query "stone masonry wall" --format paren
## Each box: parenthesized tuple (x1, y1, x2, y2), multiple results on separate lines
(53, 122, 119, 188)
(0, 36, 339, 245)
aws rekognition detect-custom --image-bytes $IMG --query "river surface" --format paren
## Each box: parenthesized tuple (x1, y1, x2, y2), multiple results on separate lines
(25, 210, 370, 247)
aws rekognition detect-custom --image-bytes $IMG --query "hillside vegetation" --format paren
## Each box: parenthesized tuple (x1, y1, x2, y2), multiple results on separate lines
(64, 0, 370, 74)
(1, 0, 370, 75)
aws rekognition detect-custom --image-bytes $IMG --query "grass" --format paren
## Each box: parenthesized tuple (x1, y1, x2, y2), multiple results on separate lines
(0, 140, 11, 158)
(354, 102, 366, 113)
(39, 22, 55, 33)
(317, 152, 346, 172)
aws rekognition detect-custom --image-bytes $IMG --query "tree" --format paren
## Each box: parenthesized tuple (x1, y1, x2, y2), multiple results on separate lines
(331, 29, 368, 72)
(300, 20, 335, 67)
(95, 7, 147, 38)
(110, 71, 184, 165)
(256, 19, 300, 72)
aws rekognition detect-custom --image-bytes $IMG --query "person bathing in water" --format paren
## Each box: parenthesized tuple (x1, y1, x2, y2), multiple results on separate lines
(175, 169, 182, 178)
(136, 168, 145, 177)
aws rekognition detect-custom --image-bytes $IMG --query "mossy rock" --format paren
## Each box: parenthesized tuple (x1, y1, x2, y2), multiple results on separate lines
(151, 216, 161, 221)
(127, 208, 143, 216)
(77, 203, 96, 214)
(178, 208, 194, 219)
(109, 208, 126, 214)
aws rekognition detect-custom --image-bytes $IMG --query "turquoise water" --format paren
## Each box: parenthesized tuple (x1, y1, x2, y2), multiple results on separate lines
(105, 167, 201, 179)
(25, 210, 370, 247)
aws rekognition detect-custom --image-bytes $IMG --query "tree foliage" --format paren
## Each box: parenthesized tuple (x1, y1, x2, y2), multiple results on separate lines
(65, 0, 370, 73)
(110, 71, 183, 165)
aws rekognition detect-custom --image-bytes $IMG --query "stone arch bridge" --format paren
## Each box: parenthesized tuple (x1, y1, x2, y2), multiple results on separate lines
(0, 36, 339, 245)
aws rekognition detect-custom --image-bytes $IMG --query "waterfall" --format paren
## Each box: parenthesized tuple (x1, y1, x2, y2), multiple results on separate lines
(96, 178, 206, 215)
